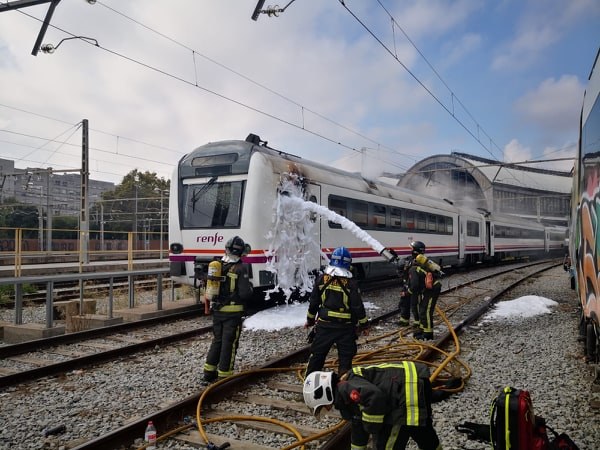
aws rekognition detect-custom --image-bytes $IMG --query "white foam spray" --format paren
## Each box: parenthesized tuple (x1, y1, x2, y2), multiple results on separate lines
(265, 174, 386, 299)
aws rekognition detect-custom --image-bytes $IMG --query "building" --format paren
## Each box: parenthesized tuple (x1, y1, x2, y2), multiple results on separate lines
(397, 152, 571, 227)
(0, 158, 114, 217)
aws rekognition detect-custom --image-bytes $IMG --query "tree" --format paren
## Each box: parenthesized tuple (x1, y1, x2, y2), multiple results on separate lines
(0, 199, 39, 238)
(90, 170, 170, 237)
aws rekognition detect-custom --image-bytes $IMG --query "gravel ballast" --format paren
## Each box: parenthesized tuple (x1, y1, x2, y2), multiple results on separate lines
(0, 266, 598, 449)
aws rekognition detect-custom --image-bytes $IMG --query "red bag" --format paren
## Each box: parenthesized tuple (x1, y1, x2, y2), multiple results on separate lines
(491, 387, 549, 450)
(425, 271, 434, 289)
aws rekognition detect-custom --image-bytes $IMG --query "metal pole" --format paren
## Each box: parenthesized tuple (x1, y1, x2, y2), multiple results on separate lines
(14, 283, 23, 325)
(38, 200, 43, 253)
(45, 280, 54, 329)
(46, 168, 52, 253)
(157, 273, 163, 310)
(100, 202, 105, 251)
(80, 119, 90, 265)
(159, 191, 164, 260)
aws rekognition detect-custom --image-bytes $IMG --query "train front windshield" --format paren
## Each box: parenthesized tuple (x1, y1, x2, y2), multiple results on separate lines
(182, 180, 244, 228)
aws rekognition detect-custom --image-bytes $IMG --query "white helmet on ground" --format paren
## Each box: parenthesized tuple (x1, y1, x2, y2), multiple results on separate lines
(303, 371, 334, 415)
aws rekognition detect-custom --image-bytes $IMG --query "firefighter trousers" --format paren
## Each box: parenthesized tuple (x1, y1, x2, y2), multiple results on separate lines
(376, 420, 441, 450)
(417, 283, 441, 333)
(204, 312, 243, 378)
(305, 322, 357, 376)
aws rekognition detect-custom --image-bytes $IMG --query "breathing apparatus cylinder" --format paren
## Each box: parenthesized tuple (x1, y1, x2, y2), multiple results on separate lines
(205, 260, 222, 314)
(415, 253, 441, 273)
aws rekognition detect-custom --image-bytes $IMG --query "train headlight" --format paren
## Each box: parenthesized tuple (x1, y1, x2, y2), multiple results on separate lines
(170, 243, 183, 254)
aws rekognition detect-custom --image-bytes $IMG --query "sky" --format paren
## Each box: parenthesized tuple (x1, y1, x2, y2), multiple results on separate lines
(243, 294, 558, 331)
(0, 0, 599, 185)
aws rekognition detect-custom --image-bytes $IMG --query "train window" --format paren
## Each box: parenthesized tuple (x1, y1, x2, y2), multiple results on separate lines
(308, 195, 318, 223)
(467, 220, 479, 237)
(390, 207, 402, 230)
(447, 219, 453, 234)
(191, 153, 238, 167)
(351, 201, 368, 227)
(437, 216, 446, 233)
(328, 196, 347, 229)
(182, 181, 243, 228)
(405, 211, 415, 230)
(371, 204, 387, 229)
(427, 214, 437, 232)
(416, 212, 426, 231)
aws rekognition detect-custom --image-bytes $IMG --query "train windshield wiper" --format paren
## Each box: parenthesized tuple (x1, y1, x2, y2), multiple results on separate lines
(191, 176, 217, 212)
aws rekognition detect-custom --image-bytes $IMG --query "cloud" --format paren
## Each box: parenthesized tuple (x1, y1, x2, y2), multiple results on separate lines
(395, 0, 483, 39)
(503, 139, 531, 163)
(440, 33, 482, 68)
(491, 0, 600, 71)
(514, 75, 585, 133)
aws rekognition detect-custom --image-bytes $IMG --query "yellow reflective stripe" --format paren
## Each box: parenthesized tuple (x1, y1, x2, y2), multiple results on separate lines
(504, 389, 511, 447)
(402, 361, 419, 425)
(219, 304, 244, 312)
(423, 298, 434, 332)
(307, 312, 316, 319)
(361, 411, 384, 424)
(228, 323, 241, 372)
(328, 311, 352, 319)
(321, 284, 349, 309)
(203, 363, 216, 371)
(352, 366, 363, 376)
(357, 317, 368, 325)
(227, 271, 237, 292)
(351, 445, 367, 450)
(385, 424, 401, 450)
(355, 363, 406, 370)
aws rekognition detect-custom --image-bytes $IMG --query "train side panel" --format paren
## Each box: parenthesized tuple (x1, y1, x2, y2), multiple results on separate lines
(571, 48, 600, 362)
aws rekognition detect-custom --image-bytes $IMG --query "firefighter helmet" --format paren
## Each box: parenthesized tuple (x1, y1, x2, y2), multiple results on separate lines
(410, 241, 426, 256)
(225, 236, 246, 256)
(303, 371, 334, 415)
(329, 247, 352, 270)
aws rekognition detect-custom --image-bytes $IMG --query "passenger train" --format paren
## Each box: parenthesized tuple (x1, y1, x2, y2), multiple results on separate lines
(570, 47, 600, 364)
(168, 133, 566, 293)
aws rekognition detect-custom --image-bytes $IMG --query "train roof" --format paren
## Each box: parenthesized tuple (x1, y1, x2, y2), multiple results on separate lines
(486, 212, 546, 229)
(182, 135, 467, 214)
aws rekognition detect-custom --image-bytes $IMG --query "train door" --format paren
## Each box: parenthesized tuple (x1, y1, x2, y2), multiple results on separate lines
(487, 221, 494, 257)
(458, 215, 466, 262)
(544, 230, 550, 252)
(306, 183, 322, 272)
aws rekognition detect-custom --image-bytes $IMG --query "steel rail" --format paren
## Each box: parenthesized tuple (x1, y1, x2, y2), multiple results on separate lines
(68, 260, 559, 449)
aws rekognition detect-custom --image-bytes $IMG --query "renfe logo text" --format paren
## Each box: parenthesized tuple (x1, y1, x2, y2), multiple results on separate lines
(196, 233, 224, 246)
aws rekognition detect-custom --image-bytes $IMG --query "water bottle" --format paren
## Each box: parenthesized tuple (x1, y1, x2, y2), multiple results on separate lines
(144, 420, 157, 449)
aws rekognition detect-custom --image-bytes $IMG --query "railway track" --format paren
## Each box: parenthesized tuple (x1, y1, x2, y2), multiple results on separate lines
(0, 260, 544, 390)
(13, 259, 552, 450)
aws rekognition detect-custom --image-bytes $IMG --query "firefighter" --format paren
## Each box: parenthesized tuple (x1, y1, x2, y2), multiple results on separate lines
(304, 247, 369, 377)
(397, 241, 426, 328)
(202, 236, 253, 383)
(303, 363, 442, 450)
(406, 241, 443, 341)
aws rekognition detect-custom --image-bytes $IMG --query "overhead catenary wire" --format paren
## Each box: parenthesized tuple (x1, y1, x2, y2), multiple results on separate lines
(4, 3, 557, 190)
(6, 5, 421, 177)
(338, 1, 519, 169)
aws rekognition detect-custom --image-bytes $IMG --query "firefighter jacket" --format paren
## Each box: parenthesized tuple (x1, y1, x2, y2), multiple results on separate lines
(306, 273, 368, 327)
(212, 261, 253, 315)
(333, 362, 433, 438)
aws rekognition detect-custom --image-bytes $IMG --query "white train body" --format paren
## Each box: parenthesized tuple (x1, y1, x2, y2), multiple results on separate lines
(168, 134, 565, 288)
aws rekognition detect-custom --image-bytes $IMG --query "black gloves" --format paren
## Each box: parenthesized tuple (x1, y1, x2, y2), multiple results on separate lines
(455, 421, 490, 442)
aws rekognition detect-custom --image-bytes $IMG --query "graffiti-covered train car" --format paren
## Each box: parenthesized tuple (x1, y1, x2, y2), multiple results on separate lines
(570, 47, 600, 363)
